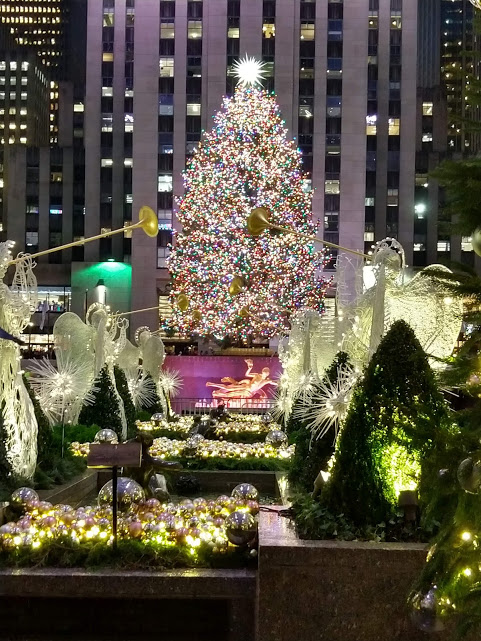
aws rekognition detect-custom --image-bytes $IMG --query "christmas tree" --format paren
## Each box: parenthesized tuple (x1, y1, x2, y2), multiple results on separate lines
(321, 320, 450, 526)
(168, 56, 329, 339)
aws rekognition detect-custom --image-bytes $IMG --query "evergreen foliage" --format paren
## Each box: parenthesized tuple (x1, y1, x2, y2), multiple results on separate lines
(140, 374, 163, 414)
(113, 365, 136, 437)
(78, 366, 123, 439)
(0, 402, 12, 493)
(321, 320, 450, 526)
(288, 352, 350, 493)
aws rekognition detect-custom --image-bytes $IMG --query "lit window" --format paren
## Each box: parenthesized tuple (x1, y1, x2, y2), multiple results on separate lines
(101, 158, 113, 167)
(26, 206, 39, 214)
(422, 102, 433, 116)
(102, 52, 114, 62)
(157, 246, 171, 268)
(364, 232, 374, 242)
(414, 243, 426, 252)
(387, 189, 399, 206)
(188, 20, 202, 39)
(299, 105, 313, 118)
(26, 232, 38, 247)
(325, 179, 340, 195)
(158, 210, 173, 229)
(103, 11, 114, 27)
(462, 237, 473, 252)
(21, 62, 28, 71)
(422, 133, 433, 143)
(391, 16, 402, 29)
(125, 194, 133, 203)
(159, 58, 174, 77)
(369, 17, 378, 29)
(9, 62, 17, 71)
(160, 20, 175, 38)
(388, 118, 400, 135)
(302, 179, 312, 193)
(187, 103, 201, 116)
(415, 173, 428, 187)
(74, 103, 84, 112)
(437, 241, 450, 252)
(50, 172, 62, 182)
(366, 114, 377, 135)
(365, 197, 375, 206)
(263, 23, 275, 38)
(228, 26, 239, 38)
(49, 208, 62, 215)
(124, 158, 133, 167)
(8, 107, 15, 115)
(158, 174, 173, 192)
(102, 86, 113, 97)
(300, 22, 315, 40)
(21, 77, 27, 85)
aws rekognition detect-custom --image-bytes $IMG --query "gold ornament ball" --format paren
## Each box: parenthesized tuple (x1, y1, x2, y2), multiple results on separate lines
(239, 307, 249, 318)
(228, 276, 245, 296)
(472, 228, 481, 257)
(192, 309, 202, 322)
(177, 293, 190, 312)
(247, 207, 271, 236)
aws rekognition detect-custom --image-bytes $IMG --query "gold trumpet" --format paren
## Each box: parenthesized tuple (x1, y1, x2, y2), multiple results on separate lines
(7, 206, 158, 266)
(247, 207, 369, 259)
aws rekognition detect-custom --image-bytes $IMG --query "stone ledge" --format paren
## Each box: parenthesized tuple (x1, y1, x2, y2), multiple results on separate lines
(0, 568, 256, 600)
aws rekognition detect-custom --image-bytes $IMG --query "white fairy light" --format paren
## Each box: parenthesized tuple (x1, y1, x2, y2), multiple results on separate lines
(293, 365, 358, 442)
(233, 55, 266, 87)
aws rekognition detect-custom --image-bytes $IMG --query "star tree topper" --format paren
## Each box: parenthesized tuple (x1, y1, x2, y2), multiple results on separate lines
(233, 55, 267, 87)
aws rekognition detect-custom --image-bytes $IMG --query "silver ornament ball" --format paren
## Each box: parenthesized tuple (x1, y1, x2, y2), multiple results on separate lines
(410, 587, 444, 633)
(225, 510, 258, 546)
(231, 483, 259, 502)
(266, 429, 288, 449)
(457, 457, 481, 494)
(98, 477, 145, 512)
(10, 487, 39, 512)
(151, 412, 164, 426)
(472, 227, 481, 257)
(94, 428, 118, 444)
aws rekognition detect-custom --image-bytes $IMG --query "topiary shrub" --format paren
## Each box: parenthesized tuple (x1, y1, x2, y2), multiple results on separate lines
(78, 366, 123, 440)
(114, 366, 136, 437)
(288, 352, 351, 493)
(321, 320, 450, 526)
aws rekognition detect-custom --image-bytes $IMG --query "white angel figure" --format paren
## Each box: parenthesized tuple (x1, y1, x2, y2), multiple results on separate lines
(52, 303, 128, 436)
(340, 238, 463, 368)
(0, 241, 38, 479)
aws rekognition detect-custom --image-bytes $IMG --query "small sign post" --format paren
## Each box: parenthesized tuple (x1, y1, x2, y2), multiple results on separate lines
(87, 442, 142, 551)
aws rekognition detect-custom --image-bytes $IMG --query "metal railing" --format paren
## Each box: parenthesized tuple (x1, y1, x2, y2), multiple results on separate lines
(171, 397, 276, 415)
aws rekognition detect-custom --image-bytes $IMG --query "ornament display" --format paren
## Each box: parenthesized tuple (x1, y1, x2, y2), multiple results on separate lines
(98, 477, 145, 512)
(231, 483, 259, 502)
(225, 511, 257, 546)
(94, 429, 118, 444)
(265, 429, 288, 449)
(136, 413, 280, 437)
(457, 457, 481, 494)
(10, 487, 39, 512)
(410, 588, 444, 633)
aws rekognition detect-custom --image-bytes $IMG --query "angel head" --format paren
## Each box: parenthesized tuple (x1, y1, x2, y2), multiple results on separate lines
(86, 302, 109, 329)
(372, 237, 405, 281)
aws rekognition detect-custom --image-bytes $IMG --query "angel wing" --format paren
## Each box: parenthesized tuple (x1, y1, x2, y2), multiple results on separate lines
(141, 334, 166, 382)
(53, 312, 96, 374)
(116, 338, 141, 379)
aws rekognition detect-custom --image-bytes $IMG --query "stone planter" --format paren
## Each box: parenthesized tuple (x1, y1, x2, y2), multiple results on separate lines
(256, 510, 443, 641)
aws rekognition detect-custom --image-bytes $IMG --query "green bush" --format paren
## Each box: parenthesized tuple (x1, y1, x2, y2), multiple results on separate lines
(78, 366, 124, 439)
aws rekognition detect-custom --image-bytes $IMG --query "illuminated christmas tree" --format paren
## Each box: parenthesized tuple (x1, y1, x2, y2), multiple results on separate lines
(168, 56, 329, 340)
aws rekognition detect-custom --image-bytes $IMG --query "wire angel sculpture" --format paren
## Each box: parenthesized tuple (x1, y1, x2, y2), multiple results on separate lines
(0, 242, 38, 479)
(46, 303, 129, 435)
(339, 238, 463, 369)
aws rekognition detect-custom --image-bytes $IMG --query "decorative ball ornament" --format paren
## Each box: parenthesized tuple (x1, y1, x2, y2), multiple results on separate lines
(266, 429, 288, 449)
(239, 307, 249, 318)
(471, 227, 481, 257)
(247, 207, 272, 237)
(231, 483, 259, 502)
(98, 477, 145, 512)
(177, 293, 190, 312)
(10, 487, 39, 513)
(262, 412, 273, 425)
(228, 276, 245, 296)
(457, 456, 481, 494)
(184, 434, 205, 456)
(224, 511, 257, 546)
(94, 429, 118, 444)
(410, 587, 444, 633)
(192, 309, 202, 322)
(151, 412, 164, 426)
